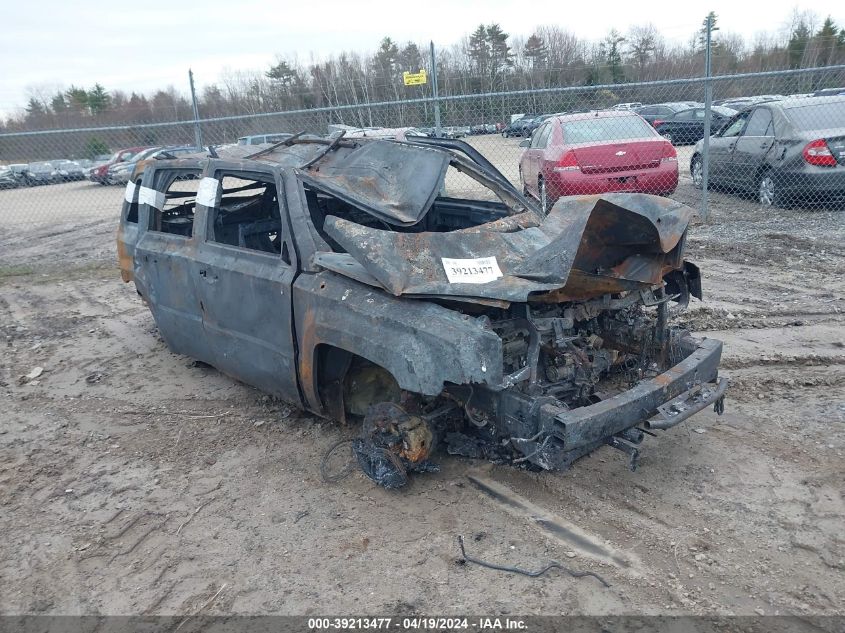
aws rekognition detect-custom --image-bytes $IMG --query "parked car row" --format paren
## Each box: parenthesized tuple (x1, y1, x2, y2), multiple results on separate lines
(89, 147, 153, 185)
(81, 145, 202, 186)
(0, 159, 91, 188)
(515, 95, 844, 211)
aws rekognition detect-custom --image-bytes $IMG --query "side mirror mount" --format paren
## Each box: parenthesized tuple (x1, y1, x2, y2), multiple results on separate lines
(519, 139, 530, 148)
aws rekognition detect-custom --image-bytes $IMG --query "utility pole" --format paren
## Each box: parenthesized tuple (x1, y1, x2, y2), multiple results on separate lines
(430, 41, 442, 138)
(188, 69, 204, 150)
(700, 14, 713, 220)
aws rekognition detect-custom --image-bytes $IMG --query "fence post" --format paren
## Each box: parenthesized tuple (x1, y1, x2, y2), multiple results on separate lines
(700, 14, 713, 220)
(188, 69, 204, 150)
(430, 41, 442, 138)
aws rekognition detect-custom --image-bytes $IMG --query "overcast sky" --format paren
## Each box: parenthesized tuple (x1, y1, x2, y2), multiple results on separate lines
(2, 0, 842, 115)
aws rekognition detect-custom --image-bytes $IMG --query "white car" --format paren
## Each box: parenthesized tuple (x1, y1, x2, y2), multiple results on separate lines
(610, 102, 644, 111)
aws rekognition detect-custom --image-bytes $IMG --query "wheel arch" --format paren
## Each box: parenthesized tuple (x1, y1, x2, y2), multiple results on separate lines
(312, 344, 405, 423)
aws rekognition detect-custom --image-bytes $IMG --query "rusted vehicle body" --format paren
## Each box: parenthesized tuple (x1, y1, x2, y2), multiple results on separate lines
(117, 134, 727, 487)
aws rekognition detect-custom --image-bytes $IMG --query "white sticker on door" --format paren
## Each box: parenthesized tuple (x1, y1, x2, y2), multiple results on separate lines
(196, 177, 220, 207)
(441, 256, 503, 284)
(139, 186, 165, 209)
(124, 181, 136, 203)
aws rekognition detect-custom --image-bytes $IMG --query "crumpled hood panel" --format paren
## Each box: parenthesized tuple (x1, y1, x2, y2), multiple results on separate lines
(297, 141, 451, 226)
(323, 193, 696, 303)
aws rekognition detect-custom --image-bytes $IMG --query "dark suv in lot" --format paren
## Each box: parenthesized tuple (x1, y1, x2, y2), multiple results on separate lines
(116, 135, 725, 487)
(690, 96, 845, 207)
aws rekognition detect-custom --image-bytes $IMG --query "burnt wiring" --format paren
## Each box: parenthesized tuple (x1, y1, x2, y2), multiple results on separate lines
(320, 438, 356, 483)
(511, 435, 552, 464)
(442, 386, 485, 427)
(457, 535, 611, 587)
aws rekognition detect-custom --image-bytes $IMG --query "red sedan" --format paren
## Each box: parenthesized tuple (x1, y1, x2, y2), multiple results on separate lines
(519, 111, 678, 210)
(88, 146, 151, 185)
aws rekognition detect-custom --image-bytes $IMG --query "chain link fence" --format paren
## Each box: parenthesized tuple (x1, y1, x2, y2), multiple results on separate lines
(1, 65, 843, 228)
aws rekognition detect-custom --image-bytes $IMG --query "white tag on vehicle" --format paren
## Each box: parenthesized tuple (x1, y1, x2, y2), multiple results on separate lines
(196, 177, 220, 207)
(124, 181, 136, 203)
(441, 256, 503, 284)
(139, 186, 165, 209)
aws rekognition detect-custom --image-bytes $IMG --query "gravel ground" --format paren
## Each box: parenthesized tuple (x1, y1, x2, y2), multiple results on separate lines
(1, 136, 843, 617)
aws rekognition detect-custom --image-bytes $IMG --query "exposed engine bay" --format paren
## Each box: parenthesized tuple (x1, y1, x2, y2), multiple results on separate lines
(350, 279, 726, 488)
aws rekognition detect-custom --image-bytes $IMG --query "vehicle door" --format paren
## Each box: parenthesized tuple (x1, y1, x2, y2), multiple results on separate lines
(119, 162, 203, 283)
(688, 108, 708, 142)
(661, 109, 693, 142)
(649, 105, 674, 127)
(531, 122, 555, 196)
(729, 107, 775, 191)
(132, 166, 208, 363)
(523, 122, 551, 195)
(191, 161, 299, 402)
(707, 110, 751, 185)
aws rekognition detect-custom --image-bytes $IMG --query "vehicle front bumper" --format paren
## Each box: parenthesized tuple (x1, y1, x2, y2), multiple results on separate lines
(500, 335, 725, 470)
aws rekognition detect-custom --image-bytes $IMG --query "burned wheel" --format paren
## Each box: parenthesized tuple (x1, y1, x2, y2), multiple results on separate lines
(351, 402, 438, 488)
(352, 440, 408, 489)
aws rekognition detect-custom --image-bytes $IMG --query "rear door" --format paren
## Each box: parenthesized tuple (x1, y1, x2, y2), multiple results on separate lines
(524, 122, 552, 194)
(132, 166, 207, 362)
(708, 110, 751, 184)
(730, 107, 775, 191)
(660, 109, 693, 141)
(191, 162, 300, 402)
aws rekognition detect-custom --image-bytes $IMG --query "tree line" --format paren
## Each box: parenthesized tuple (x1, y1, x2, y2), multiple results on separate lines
(2, 9, 844, 138)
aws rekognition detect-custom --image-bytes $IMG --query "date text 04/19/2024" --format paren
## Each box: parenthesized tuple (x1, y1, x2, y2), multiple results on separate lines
(307, 617, 527, 630)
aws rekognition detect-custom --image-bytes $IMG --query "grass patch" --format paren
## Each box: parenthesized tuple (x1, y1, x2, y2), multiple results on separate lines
(0, 260, 118, 285)
(0, 265, 35, 279)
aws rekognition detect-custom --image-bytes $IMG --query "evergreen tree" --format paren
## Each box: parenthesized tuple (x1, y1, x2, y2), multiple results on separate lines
(266, 60, 298, 87)
(25, 97, 46, 117)
(83, 137, 110, 159)
(398, 42, 423, 72)
(524, 34, 548, 69)
(87, 84, 110, 116)
(51, 93, 68, 114)
(787, 21, 811, 68)
(603, 30, 626, 83)
(487, 24, 513, 72)
(468, 25, 491, 76)
(374, 37, 399, 73)
(815, 17, 840, 66)
(65, 86, 89, 114)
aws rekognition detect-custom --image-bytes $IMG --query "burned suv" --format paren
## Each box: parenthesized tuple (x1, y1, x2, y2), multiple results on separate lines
(117, 134, 727, 487)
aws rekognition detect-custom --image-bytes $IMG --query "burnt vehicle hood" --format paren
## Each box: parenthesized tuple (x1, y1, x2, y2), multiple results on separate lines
(318, 193, 695, 303)
(297, 141, 451, 226)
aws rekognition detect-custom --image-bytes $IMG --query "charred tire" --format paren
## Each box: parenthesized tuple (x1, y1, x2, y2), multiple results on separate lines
(691, 155, 703, 189)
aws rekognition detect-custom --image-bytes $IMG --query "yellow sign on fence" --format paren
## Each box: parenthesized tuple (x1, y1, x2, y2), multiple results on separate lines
(403, 70, 427, 86)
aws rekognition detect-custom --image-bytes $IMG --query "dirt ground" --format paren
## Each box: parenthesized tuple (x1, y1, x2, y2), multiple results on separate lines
(1, 136, 843, 617)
